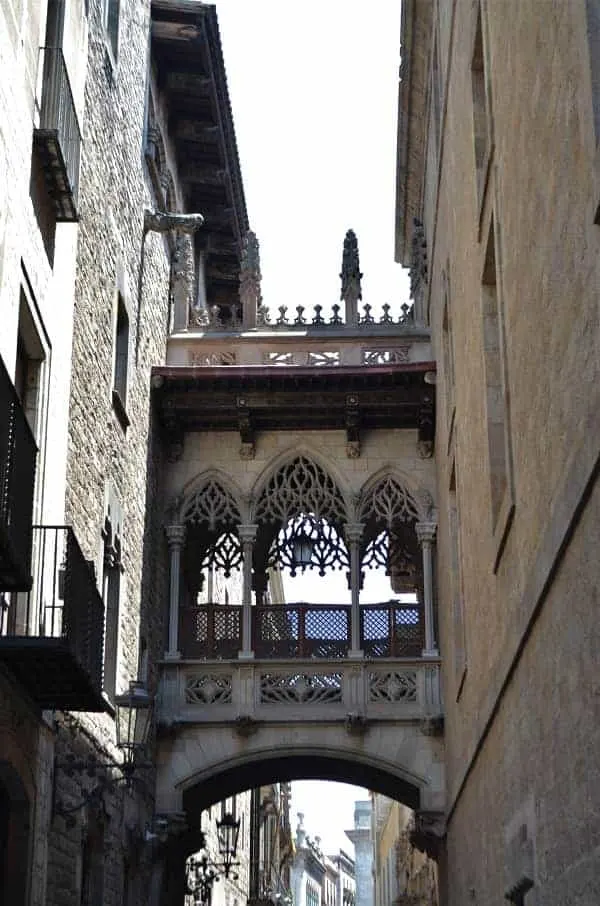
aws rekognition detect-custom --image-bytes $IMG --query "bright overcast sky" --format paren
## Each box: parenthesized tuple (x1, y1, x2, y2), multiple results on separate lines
(212, 0, 403, 855)
(290, 780, 369, 857)
(213, 0, 410, 317)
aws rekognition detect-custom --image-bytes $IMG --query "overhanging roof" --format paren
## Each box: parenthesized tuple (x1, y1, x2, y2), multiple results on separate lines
(151, 363, 436, 441)
(150, 0, 249, 293)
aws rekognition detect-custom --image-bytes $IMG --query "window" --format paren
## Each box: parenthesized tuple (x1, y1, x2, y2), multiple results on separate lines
(585, 1, 600, 222)
(112, 294, 130, 429)
(471, 4, 491, 210)
(449, 461, 467, 698)
(441, 272, 455, 443)
(15, 289, 47, 444)
(481, 216, 514, 566)
(586, 1, 600, 143)
(430, 28, 442, 161)
(101, 493, 123, 702)
(103, 0, 120, 61)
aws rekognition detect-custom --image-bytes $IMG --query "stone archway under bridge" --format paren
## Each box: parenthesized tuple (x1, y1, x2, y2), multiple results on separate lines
(152, 741, 445, 906)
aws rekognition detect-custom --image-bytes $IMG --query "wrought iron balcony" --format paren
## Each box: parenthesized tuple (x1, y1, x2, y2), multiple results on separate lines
(33, 47, 81, 221)
(0, 355, 37, 591)
(0, 526, 105, 710)
(178, 601, 424, 661)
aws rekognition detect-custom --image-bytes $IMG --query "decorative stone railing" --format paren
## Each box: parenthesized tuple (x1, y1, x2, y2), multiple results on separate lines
(167, 315, 432, 369)
(191, 301, 415, 332)
(156, 657, 443, 729)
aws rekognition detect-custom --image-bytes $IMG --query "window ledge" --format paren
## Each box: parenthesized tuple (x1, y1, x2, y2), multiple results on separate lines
(112, 388, 130, 431)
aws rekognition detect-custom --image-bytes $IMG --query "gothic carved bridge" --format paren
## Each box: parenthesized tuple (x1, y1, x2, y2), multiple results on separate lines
(152, 317, 445, 866)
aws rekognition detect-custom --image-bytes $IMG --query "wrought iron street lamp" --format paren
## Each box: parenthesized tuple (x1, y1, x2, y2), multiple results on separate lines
(216, 811, 241, 877)
(54, 679, 153, 820)
(115, 679, 153, 782)
(187, 812, 241, 906)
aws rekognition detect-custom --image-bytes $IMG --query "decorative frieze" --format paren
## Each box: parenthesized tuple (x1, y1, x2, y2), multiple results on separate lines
(185, 674, 233, 705)
(369, 670, 418, 703)
(260, 672, 343, 705)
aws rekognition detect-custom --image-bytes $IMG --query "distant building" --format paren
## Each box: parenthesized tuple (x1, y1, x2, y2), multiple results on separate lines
(291, 813, 356, 906)
(371, 794, 437, 906)
(345, 801, 373, 906)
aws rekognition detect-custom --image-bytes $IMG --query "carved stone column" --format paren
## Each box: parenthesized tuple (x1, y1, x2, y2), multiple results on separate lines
(165, 524, 186, 659)
(344, 523, 364, 658)
(416, 522, 438, 656)
(238, 524, 258, 659)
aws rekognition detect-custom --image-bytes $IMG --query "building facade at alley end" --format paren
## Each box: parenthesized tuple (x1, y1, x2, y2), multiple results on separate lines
(0, 0, 599, 904)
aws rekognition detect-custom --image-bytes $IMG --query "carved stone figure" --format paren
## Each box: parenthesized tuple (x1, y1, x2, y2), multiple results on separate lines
(143, 209, 204, 234)
(144, 208, 205, 329)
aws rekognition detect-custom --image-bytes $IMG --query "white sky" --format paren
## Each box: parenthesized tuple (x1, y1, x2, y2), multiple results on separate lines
(212, 0, 405, 860)
(290, 780, 369, 857)
(213, 0, 410, 316)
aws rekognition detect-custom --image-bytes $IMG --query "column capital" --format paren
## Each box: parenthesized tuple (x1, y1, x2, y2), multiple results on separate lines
(238, 523, 259, 543)
(165, 523, 186, 547)
(344, 522, 365, 543)
(415, 521, 437, 544)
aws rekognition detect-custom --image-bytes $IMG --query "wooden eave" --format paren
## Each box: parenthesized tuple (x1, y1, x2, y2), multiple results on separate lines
(151, 363, 436, 437)
(150, 0, 249, 288)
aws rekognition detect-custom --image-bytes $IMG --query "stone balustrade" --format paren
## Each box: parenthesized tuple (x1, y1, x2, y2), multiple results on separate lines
(156, 657, 443, 729)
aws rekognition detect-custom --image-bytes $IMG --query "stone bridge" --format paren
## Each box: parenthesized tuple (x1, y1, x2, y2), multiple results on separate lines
(155, 650, 445, 818)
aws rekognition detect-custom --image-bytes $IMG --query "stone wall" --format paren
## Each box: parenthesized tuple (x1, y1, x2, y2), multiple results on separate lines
(47, 0, 174, 896)
(412, 0, 600, 902)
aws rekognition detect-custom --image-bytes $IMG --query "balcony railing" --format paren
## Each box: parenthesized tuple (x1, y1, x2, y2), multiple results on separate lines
(253, 603, 352, 659)
(178, 601, 424, 660)
(0, 526, 105, 710)
(180, 602, 242, 660)
(33, 46, 81, 221)
(0, 356, 37, 591)
(360, 602, 423, 658)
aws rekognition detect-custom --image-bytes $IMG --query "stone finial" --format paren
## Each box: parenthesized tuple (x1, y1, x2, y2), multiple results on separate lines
(340, 229, 363, 324)
(240, 229, 263, 329)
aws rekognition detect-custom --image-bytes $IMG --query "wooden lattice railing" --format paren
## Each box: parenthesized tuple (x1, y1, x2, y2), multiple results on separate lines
(178, 601, 424, 660)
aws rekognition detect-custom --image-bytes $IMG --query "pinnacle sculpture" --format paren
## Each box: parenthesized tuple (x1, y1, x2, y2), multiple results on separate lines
(340, 229, 363, 324)
(240, 230, 263, 328)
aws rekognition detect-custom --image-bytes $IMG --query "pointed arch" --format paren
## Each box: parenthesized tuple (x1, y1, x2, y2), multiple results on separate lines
(177, 469, 248, 528)
(357, 466, 434, 525)
(250, 447, 351, 578)
(250, 446, 351, 525)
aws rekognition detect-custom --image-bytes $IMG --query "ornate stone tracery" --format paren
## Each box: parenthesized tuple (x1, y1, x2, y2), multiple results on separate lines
(359, 474, 421, 528)
(253, 456, 349, 575)
(254, 456, 348, 526)
(182, 479, 241, 532)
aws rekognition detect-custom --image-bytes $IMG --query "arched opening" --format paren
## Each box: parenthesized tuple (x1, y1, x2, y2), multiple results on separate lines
(251, 456, 351, 658)
(0, 760, 32, 906)
(357, 474, 425, 657)
(178, 479, 244, 659)
(160, 753, 431, 906)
